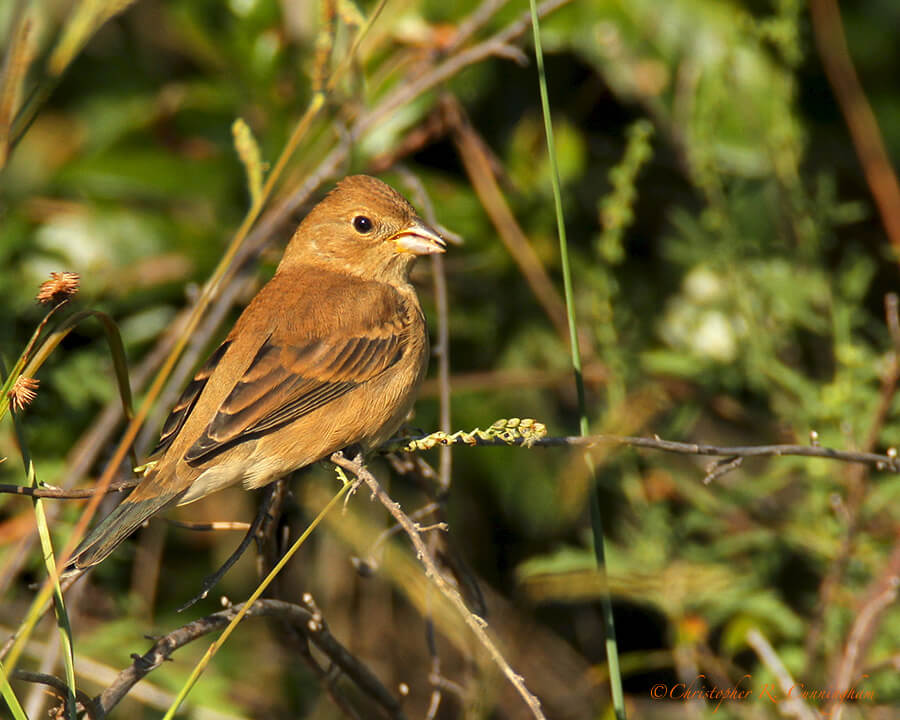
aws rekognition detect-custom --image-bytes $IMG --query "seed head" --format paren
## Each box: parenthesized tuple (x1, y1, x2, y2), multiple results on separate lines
(36, 271, 80, 305)
(8, 376, 39, 413)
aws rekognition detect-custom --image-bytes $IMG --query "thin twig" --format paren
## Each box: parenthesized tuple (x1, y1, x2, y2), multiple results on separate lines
(432, 241, 453, 494)
(448, 0, 513, 53)
(353, 501, 442, 574)
(0, 478, 139, 499)
(383, 452, 488, 618)
(330, 451, 546, 720)
(827, 536, 900, 719)
(369, 106, 454, 174)
(747, 629, 819, 720)
(395, 167, 454, 492)
(703, 456, 743, 484)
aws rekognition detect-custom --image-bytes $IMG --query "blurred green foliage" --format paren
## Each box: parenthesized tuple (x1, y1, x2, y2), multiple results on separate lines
(1, 0, 899, 718)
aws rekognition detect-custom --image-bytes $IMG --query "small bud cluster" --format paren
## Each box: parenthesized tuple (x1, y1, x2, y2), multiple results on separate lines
(402, 418, 548, 452)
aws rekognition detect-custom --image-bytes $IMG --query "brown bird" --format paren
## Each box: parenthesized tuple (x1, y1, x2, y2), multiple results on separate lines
(69, 175, 445, 570)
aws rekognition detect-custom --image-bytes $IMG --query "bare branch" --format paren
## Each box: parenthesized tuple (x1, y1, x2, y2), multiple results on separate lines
(9, 427, 898, 502)
(12, 670, 103, 720)
(98, 598, 407, 719)
(397, 430, 900, 474)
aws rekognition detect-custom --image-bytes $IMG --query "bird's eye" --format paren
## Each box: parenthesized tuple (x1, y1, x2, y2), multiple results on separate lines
(353, 215, 373, 234)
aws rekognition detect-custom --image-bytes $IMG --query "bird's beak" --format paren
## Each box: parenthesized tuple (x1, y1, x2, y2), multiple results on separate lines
(391, 221, 447, 256)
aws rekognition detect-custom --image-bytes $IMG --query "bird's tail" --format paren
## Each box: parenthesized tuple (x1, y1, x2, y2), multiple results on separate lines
(65, 484, 182, 574)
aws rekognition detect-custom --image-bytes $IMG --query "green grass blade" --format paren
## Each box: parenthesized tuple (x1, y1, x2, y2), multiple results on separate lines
(527, 3, 627, 718)
(0, 662, 28, 720)
(13, 423, 78, 720)
(0, 657, 28, 720)
(1, 356, 77, 720)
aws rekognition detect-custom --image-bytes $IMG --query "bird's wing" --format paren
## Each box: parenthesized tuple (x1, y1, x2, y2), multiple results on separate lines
(183, 294, 409, 465)
(152, 340, 232, 457)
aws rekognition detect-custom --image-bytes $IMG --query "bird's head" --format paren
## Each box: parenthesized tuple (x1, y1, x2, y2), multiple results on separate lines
(281, 175, 446, 283)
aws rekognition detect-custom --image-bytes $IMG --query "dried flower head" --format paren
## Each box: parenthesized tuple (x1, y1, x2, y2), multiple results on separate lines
(36, 271, 80, 305)
(8, 376, 39, 413)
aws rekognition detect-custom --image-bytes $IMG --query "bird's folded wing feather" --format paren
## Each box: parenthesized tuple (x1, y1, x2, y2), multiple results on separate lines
(152, 340, 232, 457)
(182, 297, 409, 465)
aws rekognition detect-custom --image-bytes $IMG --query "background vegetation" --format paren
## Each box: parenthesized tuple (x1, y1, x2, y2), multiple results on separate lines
(1, 0, 898, 718)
